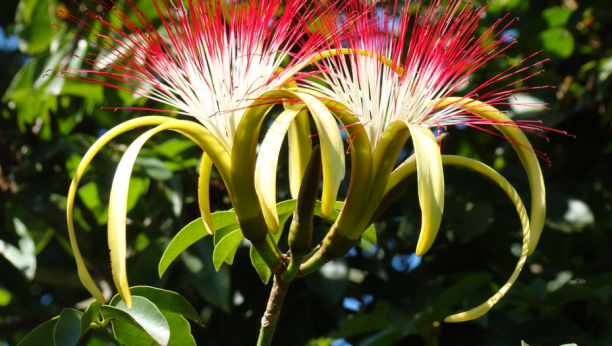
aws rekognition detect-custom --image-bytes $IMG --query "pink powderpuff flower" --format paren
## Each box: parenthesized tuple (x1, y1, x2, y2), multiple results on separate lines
(303, 0, 566, 158)
(53, 0, 331, 150)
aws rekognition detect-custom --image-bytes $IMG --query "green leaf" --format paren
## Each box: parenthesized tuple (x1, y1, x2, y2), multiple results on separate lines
(81, 300, 100, 334)
(540, 27, 575, 58)
(0, 287, 12, 307)
(213, 224, 241, 246)
(184, 238, 231, 313)
(212, 229, 244, 271)
(15, 0, 57, 54)
(542, 6, 573, 27)
(127, 177, 151, 213)
(0, 218, 36, 280)
(154, 138, 197, 158)
(250, 245, 272, 284)
(112, 320, 162, 346)
(249, 200, 295, 283)
(136, 157, 174, 181)
(163, 176, 183, 218)
(17, 318, 58, 346)
(159, 218, 209, 278)
(111, 286, 202, 325)
(159, 211, 238, 277)
(362, 224, 377, 246)
(314, 200, 341, 222)
(54, 308, 84, 346)
(486, 0, 528, 14)
(163, 311, 196, 346)
(107, 296, 170, 346)
(77, 181, 108, 226)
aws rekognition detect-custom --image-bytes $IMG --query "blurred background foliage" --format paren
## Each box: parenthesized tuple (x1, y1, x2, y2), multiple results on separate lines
(1, 0, 611, 345)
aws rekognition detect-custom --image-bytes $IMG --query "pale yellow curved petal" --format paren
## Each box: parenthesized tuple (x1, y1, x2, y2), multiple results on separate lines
(198, 153, 214, 235)
(255, 104, 306, 233)
(288, 110, 312, 199)
(294, 92, 345, 219)
(441, 155, 530, 323)
(437, 98, 544, 255)
(67, 116, 172, 304)
(406, 124, 445, 257)
(231, 90, 344, 239)
(108, 120, 226, 309)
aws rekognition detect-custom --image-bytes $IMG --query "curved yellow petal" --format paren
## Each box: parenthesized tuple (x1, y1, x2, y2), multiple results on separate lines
(406, 124, 445, 257)
(108, 120, 230, 308)
(288, 110, 312, 199)
(233, 90, 344, 236)
(67, 116, 173, 304)
(385, 155, 530, 321)
(293, 92, 345, 219)
(441, 155, 530, 323)
(319, 99, 374, 240)
(255, 104, 307, 233)
(198, 153, 214, 235)
(338, 120, 409, 239)
(437, 98, 544, 255)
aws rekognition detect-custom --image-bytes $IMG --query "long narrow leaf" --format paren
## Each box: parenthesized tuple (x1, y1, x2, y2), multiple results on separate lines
(212, 230, 244, 271)
(159, 211, 238, 277)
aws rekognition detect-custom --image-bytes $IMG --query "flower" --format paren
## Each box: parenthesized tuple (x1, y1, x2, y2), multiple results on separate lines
(298, 0, 567, 322)
(56, 0, 322, 150)
(57, 0, 349, 308)
(306, 0, 552, 151)
(300, 0, 561, 252)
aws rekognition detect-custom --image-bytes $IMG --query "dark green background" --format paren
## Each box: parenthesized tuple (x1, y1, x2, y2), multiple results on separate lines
(1, 0, 611, 345)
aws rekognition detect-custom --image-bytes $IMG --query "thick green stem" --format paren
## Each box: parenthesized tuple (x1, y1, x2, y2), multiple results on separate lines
(251, 236, 283, 272)
(282, 252, 302, 282)
(257, 274, 291, 346)
(299, 225, 357, 276)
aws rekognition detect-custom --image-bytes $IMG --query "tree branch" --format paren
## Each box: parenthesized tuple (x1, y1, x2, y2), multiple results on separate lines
(256, 273, 291, 346)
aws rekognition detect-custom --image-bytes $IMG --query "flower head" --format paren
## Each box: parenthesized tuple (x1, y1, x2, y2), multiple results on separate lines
(56, 0, 324, 149)
(305, 0, 552, 151)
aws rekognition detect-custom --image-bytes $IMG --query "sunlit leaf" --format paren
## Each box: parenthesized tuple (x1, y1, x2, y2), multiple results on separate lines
(110, 286, 202, 325)
(159, 211, 238, 277)
(212, 229, 244, 271)
(108, 296, 170, 346)
(163, 311, 196, 346)
(81, 300, 100, 334)
(540, 27, 575, 58)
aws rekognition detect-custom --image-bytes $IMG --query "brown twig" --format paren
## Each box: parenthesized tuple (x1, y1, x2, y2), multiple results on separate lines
(256, 273, 291, 346)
